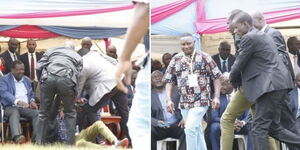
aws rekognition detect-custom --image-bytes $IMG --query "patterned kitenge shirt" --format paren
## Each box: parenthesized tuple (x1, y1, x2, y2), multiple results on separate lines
(163, 51, 221, 109)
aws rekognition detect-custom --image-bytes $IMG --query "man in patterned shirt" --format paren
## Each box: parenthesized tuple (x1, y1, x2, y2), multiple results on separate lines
(164, 33, 222, 150)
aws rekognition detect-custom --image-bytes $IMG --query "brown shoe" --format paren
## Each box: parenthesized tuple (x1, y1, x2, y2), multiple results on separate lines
(116, 138, 129, 148)
(14, 135, 25, 144)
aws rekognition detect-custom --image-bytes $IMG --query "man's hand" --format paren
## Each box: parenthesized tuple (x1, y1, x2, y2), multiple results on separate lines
(115, 60, 132, 94)
(157, 120, 170, 128)
(221, 72, 230, 82)
(211, 97, 220, 109)
(29, 101, 38, 109)
(178, 119, 185, 128)
(18, 101, 29, 108)
(234, 119, 244, 132)
(166, 100, 175, 114)
(76, 98, 86, 105)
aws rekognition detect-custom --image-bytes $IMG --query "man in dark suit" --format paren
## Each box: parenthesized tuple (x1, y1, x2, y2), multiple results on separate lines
(212, 41, 235, 73)
(229, 11, 300, 150)
(20, 39, 42, 92)
(0, 60, 38, 143)
(151, 70, 185, 150)
(20, 39, 42, 80)
(0, 38, 20, 74)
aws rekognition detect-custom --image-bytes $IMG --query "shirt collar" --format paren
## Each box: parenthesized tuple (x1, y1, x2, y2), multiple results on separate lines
(13, 75, 24, 83)
(260, 24, 268, 32)
(219, 55, 228, 62)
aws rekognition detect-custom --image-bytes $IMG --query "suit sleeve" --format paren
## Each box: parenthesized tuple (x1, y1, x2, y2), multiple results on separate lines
(76, 66, 88, 98)
(0, 78, 15, 107)
(271, 31, 286, 52)
(230, 35, 255, 81)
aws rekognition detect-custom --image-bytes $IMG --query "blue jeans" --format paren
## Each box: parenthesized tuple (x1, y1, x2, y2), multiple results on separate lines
(181, 106, 208, 150)
(127, 58, 150, 150)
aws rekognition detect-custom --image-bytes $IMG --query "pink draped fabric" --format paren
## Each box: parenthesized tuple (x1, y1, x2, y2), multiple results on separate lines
(151, 0, 195, 24)
(0, 5, 134, 19)
(195, 0, 300, 34)
(0, 25, 59, 38)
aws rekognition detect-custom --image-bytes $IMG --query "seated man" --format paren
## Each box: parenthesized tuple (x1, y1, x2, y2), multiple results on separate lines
(210, 76, 252, 150)
(0, 60, 38, 143)
(151, 70, 186, 150)
(76, 121, 128, 148)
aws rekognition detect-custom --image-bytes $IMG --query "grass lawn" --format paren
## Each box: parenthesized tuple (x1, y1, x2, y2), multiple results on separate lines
(0, 143, 131, 150)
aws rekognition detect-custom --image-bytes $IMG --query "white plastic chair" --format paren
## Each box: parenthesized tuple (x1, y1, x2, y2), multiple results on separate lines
(234, 134, 247, 150)
(157, 137, 180, 150)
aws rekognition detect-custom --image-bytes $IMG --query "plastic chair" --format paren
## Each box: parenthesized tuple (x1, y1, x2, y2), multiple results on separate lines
(157, 137, 180, 150)
(234, 134, 247, 150)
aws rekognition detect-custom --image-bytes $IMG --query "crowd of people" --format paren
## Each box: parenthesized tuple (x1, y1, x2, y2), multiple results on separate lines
(151, 10, 300, 150)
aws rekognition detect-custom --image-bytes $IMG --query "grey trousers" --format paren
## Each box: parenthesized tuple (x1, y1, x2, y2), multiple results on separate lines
(4, 106, 39, 140)
(36, 74, 76, 145)
(252, 89, 300, 150)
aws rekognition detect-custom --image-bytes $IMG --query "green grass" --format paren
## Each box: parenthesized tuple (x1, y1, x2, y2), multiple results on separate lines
(0, 143, 131, 150)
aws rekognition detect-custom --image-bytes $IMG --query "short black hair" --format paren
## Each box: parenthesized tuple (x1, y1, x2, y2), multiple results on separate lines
(12, 60, 24, 69)
(287, 36, 298, 46)
(228, 9, 243, 21)
(234, 11, 253, 26)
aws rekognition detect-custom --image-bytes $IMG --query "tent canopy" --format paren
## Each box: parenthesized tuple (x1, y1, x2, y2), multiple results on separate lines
(152, 0, 300, 35)
(0, 0, 135, 39)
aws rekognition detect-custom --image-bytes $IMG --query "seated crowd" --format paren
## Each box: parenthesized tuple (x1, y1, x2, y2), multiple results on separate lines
(0, 37, 137, 148)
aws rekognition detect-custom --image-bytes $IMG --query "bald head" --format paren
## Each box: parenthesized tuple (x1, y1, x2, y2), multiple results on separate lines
(251, 11, 266, 30)
(81, 37, 92, 50)
(8, 38, 20, 53)
(106, 45, 118, 59)
(151, 70, 164, 89)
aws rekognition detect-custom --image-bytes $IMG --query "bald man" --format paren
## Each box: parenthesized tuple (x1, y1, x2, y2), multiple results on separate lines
(106, 45, 118, 59)
(0, 38, 20, 74)
(78, 37, 93, 56)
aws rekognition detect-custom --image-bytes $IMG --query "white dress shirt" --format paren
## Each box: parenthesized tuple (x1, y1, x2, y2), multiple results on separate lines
(13, 77, 29, 105)
(219, 55, 229, 72)
(8, 50, 18, 61)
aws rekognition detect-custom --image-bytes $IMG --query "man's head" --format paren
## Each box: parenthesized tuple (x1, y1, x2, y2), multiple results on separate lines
(11, 60, 25, 81)
(218, 41, 231, 60)
(231, 12, 253, 37)
(151, 70, 164, 89)
(162, 53, 172, 67)
(296, 73, 300, 89)
(151, 60, 162, 72)
(227, 9, 243, 34)
(220, 74, 233, 94)
(81, 37, 92, 50)
(251, 11, 266, 30)
(8, 38, 20, 53)
(106, 45, 118, 59)
(287, 36, 300, 55)
(26, 39, 37, 53)
(180, 33, 195, 56)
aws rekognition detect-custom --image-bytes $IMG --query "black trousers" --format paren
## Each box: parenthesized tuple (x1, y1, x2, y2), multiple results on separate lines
(252, 89, 300, 150)
(36, 74, 76, 145)
(83, 87, 129, 140)
(151, 122, 186, 150)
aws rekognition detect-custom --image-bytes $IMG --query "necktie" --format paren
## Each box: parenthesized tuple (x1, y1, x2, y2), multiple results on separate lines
(222, 60, 227, 72)
(30, 54, 35, 80)
(13, 53, 17, 61)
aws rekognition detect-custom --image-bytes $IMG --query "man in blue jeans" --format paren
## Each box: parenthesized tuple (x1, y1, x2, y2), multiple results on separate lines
(164, 33, 222, 150)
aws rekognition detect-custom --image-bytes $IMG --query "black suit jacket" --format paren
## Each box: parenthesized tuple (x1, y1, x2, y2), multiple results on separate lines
(263, 25, 295, 81)
(212, 54, 235, 73)
(20, 52, 43, 78)
(0, 50, 20, 74)
(151, 87, 182, 127)
(230, 28, 294, 102)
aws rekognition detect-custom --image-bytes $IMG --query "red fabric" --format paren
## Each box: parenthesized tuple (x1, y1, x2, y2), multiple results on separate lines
(0, 25, 59, 38)
(0, 5, 134, 19)
(151, 0, 195, 24)
(104, 38, 111, 50)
